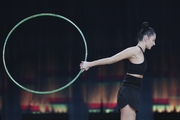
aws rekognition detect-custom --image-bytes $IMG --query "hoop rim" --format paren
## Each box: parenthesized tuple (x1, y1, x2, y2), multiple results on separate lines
(2, 13, 88, 94)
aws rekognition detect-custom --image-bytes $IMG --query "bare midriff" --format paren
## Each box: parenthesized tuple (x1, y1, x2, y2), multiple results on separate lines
(127, 73, 143, 79)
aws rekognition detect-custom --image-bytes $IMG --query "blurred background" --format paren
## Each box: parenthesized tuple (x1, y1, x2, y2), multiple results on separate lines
(0, 0, 180, 120)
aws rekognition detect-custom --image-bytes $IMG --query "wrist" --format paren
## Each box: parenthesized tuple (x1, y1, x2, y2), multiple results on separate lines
(88, 62, 93, 68)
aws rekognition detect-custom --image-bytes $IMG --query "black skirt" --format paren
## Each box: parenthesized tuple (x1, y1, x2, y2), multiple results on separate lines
(117, 74, 143, 112)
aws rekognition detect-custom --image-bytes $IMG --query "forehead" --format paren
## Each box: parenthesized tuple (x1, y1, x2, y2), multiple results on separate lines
(150, 34, 156, 40)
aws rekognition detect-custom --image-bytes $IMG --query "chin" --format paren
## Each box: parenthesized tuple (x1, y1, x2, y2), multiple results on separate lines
(149, 45, 154, 49)
(147, 47, 152, 50)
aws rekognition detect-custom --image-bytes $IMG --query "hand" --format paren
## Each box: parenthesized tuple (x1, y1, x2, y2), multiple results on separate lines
(80, 61, 90, 72)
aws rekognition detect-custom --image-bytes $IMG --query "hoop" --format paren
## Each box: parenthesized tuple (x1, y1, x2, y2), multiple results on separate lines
(3, 13, 88, 94)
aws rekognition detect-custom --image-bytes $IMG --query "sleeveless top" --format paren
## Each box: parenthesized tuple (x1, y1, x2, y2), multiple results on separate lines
(127, 46, 147, 75)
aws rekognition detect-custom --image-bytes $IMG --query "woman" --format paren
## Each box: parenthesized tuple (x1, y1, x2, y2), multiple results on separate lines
(80, 22, 156, 120)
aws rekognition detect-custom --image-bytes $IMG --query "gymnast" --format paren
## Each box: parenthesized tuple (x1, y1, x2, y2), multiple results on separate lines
(80, 22, 156, 120)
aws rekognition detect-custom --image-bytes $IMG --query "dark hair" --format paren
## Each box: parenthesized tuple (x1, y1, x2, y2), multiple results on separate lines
(138, 22, 155, 41)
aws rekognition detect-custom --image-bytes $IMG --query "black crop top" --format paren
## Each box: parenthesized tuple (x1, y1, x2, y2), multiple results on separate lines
(127, 46, 147, 75)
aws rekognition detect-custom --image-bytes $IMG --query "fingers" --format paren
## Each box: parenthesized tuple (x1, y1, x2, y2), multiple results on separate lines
(80, 61, 84, 69)
(81, 68, 88, 72)
(80, 61, 88, 72)
(80, 61, 84, 71)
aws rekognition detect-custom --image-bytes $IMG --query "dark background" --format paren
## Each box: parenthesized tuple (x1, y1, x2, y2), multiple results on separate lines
(0, 0, 180, 120)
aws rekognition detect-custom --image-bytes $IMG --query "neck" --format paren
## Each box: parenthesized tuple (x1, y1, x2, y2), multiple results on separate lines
(137, 42, 146, 52)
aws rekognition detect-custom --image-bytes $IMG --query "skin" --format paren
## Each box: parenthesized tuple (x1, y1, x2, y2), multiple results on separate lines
(80, 33, 156, 120)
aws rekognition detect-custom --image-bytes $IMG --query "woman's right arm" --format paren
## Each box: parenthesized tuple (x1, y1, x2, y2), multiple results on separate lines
(80, 46, 139, 71)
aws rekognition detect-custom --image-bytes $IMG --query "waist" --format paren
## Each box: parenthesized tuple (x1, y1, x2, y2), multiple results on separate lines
(127, 73, 143, 78)
(123, 74, 143, 87)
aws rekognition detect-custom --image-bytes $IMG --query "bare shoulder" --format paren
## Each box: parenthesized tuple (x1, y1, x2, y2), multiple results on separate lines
(125, 46, 141, 54)
(110, 46, 141, 62)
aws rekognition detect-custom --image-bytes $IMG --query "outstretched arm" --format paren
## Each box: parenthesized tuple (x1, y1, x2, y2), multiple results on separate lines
(80, 46, 139, 71)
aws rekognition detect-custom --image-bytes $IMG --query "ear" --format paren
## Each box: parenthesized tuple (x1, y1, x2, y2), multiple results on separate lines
(143, 35, 149, 42)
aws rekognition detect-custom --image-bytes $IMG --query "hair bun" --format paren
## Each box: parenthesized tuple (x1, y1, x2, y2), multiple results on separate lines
(142, 22, 149, 30)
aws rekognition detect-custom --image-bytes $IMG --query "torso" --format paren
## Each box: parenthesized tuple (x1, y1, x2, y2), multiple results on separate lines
(126, 46, 147, 78)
